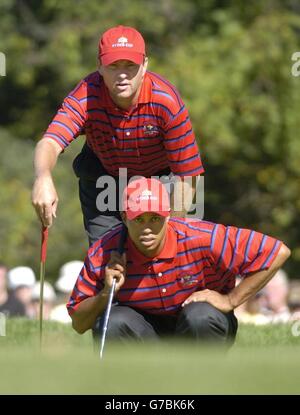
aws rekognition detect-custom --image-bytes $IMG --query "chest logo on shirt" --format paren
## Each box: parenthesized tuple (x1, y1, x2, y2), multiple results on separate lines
(143, 123, 159, 137)
(179, 272, 198, 287)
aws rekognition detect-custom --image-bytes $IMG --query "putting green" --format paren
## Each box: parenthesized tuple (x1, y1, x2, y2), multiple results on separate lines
(0, 319, 299, 394)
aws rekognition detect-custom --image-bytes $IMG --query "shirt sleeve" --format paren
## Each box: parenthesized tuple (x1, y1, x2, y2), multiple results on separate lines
(209, 224, 283, 277)
(163, 105, 204, 177)
(66, 248, 105, 315)
(42, 80, 88, 149)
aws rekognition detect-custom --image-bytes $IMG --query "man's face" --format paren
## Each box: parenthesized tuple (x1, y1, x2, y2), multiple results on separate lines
(265, 281, 289, 312)
(99, 58, 148, 108)
(15, 286, 32, 305)
(123, 212, 168, 257)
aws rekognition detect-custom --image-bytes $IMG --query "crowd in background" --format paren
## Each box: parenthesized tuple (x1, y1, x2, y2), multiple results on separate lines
(235, 271, 300, 324)
(0, 262, 300, 325)
(0, 261, 83, 323)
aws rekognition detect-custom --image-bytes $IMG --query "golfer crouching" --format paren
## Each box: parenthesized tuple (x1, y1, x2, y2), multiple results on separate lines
(67, 178, 290, 345)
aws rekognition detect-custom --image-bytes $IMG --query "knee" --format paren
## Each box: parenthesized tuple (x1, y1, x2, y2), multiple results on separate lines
(106, 306, 157, 340)
(177, 302, 234, 341)
(178, 302, 213, 334)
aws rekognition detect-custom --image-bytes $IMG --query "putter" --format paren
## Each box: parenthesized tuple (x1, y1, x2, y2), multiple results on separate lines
(100, 226, 127, 360)
(39, 225, 48, 349)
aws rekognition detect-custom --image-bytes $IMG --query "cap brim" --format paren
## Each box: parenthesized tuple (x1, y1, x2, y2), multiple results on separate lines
(100, 51, 144, 66)
(126, 209, 170, 220)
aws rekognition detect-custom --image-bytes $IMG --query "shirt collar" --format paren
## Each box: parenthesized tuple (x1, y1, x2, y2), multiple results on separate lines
(127, 223, 177, 265)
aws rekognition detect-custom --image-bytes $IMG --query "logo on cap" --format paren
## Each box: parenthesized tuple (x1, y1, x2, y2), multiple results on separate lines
(137, 190, 158, 202)
(112, 36, 133, 48)
(118, 37, 128, 43)
(123, 177, 170, 219)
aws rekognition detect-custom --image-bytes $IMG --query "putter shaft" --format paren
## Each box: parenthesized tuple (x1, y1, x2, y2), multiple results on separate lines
(100, 278, 116, 359)
(39, 260, 45, 346)
(39, 226, 48, 349)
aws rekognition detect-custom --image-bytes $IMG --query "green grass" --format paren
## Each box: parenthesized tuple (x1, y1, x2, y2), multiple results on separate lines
(0, 319, 300, 394)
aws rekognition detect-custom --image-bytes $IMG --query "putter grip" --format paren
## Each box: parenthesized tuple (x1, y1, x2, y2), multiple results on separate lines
(41, 226, 49, 263)
(113, 226, 127, 286)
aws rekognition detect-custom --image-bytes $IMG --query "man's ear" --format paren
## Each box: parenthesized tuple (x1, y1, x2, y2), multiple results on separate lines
(98, 57, 104, 75)
(142, 57, 148, 75)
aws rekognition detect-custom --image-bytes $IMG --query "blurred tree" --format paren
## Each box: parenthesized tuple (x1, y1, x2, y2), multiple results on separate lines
(159, 8, 300, 277)
(0, 128, 86, 281)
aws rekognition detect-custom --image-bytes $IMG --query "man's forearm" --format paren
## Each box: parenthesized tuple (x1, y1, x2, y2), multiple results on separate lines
(228, 244, 291, 309)
(34, 138, 62, 178)
(71, 290, 110, 334)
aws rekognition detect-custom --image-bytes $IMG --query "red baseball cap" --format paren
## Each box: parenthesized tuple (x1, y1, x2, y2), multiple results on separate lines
(122, 178, 170, 220)
(99, 25, 145, 66)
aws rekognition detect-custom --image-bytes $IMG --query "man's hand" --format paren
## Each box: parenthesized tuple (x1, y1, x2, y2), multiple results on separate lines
(170, 175, 200, 217)
(32, 174, 58, 227)
(182, 289, 234, 313)
(32, 138, 62, 227)
(105, 251, 126, 293)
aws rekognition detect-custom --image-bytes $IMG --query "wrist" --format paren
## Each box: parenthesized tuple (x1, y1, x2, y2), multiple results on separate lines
(227, 292, 235, 310)
(100, 287, 110, 297)
(35, 171, 52, 180)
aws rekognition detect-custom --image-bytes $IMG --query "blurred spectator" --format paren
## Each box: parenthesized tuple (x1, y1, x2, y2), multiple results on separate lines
(50, 261, 84, 323)
(0, 263, 25, 317)
(31, 281, 56, 320)
(288, 281, 300, 314)
(235, 270, 291, 324)
(263, 269, 291, 323)
(7, 266, 36, 317)
(288, 282, 300, 324)
(234, 284, 271, 325)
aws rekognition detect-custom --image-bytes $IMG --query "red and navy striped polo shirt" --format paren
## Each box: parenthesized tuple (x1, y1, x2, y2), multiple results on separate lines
(43, 71, 204, 178)
(67, 218, 282, 316)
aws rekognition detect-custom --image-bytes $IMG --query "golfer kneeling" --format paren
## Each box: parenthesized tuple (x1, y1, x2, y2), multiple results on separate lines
(67, 178, 290, 344)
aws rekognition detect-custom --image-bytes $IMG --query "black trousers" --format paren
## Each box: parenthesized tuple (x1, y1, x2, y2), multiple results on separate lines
(94, 302, 238, 345)
(73, 143, 171, 245)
